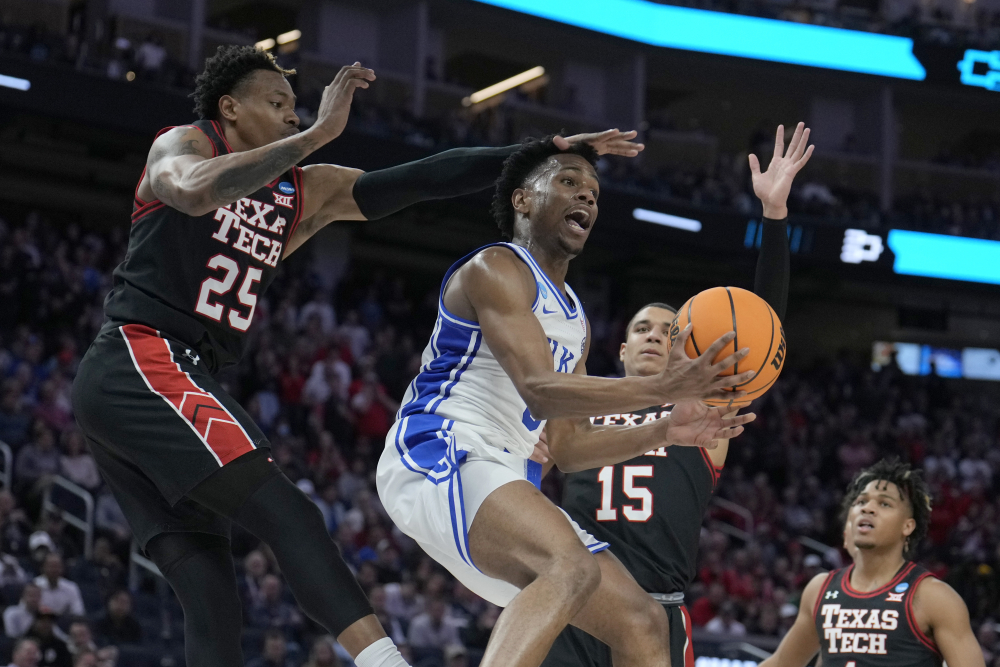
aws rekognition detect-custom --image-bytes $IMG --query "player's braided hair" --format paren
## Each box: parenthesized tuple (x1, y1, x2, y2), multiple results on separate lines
(191, 45, 296, 120)
(491, 135, 599, 240)
(840, 458, 932, 558)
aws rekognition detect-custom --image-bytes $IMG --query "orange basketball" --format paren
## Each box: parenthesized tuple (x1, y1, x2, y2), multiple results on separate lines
(668, 286, 786, 407)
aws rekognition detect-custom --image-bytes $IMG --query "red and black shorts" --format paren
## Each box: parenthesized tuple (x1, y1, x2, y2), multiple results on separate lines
(541, 603, 695, 667)
(73, 323, 267, 549)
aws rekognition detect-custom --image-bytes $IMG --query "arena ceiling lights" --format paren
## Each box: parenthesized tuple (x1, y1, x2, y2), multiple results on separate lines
(255, 30, 301, 51)
(633, 208, 702, 232)
(462, 66, 547, 106)
(469, 0, 926, 80)
(0, 74, 30, 91)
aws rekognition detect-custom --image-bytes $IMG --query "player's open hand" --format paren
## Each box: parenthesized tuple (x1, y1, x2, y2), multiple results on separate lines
(749, 122, 814, 219)
(667, 401, 756, 448)
(312, 62, 376, 142)
(657, 326, 755, 403)
(554, 129, 645, 157)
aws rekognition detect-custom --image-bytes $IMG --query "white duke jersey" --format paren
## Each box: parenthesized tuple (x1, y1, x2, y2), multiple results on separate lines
(391, 242, 587, 468)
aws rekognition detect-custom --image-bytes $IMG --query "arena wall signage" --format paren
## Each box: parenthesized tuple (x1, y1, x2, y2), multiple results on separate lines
(470, 0, 926, 79)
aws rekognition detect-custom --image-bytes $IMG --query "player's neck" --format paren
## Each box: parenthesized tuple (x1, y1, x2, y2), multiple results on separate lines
(850, 547, 907, 592)
(217, 120, 254, 153)
(514, 239, 570, 289)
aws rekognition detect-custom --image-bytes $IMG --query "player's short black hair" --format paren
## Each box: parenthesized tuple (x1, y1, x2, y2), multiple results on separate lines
(490, 135, 599, 240)
(625, 302, 677, 335)
(191, 45, 296, 120)
(841, 458, 932, 558)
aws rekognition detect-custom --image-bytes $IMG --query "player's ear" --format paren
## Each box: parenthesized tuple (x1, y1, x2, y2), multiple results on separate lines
(218, 95, 239, 122)
(512, 188, 530, 215)
(901, 516, 916, 538)
(619, 342, 626, 362)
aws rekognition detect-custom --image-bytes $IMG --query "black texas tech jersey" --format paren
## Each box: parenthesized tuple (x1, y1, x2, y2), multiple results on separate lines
(813, 562, 942, 667)
(560, 405, 722, 593)
(104, 120, 304, 372)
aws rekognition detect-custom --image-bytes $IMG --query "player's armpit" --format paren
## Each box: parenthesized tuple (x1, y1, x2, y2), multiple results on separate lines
(915, 578, 985, 667)
(759, 573, 826, 667)
(283, 164, 365, 257)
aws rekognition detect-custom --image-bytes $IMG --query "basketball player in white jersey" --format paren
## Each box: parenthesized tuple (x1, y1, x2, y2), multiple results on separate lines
(377, 136, 758, 667)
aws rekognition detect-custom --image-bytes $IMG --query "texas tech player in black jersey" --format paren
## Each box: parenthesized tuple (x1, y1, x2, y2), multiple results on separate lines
(71, 45, 645, 667)
(106, 117, 306, 372)
(541, 123, 815, 667)
(762, 460, 982, 667)
(813, 562, 938, 667)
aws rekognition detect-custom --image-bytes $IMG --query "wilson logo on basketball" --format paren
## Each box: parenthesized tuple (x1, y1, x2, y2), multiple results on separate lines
(771, 327, 787, 371)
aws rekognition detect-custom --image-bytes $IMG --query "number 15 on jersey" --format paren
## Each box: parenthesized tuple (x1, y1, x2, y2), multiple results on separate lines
(597, 465, 654, 522)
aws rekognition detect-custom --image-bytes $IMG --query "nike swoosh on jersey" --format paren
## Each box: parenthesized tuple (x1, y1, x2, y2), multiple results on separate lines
(542, 305, 557, 315)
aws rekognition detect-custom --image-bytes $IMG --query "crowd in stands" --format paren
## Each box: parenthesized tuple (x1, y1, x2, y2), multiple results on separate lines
(3, 205, 1000, 665)
(6, 9, 1000, 241)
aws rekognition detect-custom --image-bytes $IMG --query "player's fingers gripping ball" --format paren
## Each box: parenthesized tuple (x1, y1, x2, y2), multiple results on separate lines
(668, 286, 786, 406)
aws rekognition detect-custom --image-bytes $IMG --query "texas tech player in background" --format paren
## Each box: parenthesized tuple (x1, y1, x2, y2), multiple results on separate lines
(539, 123, 814, 667)
(71, 45, 643, 667)
(761, 460, 983, 667)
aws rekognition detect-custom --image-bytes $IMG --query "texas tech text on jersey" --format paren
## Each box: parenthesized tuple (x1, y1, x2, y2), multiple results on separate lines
(812, 562, 941, 667)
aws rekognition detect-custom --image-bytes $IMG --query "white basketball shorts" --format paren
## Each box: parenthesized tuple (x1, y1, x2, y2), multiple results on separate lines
(376, 417, 609, 607)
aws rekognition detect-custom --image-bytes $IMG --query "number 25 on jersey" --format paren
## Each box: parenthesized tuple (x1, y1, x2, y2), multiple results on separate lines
(195, 254, 262, 332)
(597, 465, 653, 522)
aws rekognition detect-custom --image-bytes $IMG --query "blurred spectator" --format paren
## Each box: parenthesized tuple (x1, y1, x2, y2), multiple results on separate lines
(302, 636, 340, 667)
(690, 582, 727, 627)
(444, 644, 468, 667)
(8, 637, 41, 667)
(93, 492, 130, 545)
(93, 590, 141, 646)
(705, 601, 747, 636)
(16, 422, 60, 493)
(246, 629, 299, 667)
(0, 386, 31, 448)
(0, 547, 27, 588)
(0, 491, 31, 557)
(407, 597, 462, 651)
(241, 550, 270, 608)
(26, 609, 72, 667)
(5, 584, 41, 638)
(66, 621, 115, 667)
(58, 429, 100, 491)
(134, 35, 166, 80)
(34, 555, 84, 618)
(72, 538, 125, 602)
(369, 586, 406, 645)
(459, 605, 499, 651)
(248, 575, 304, 639)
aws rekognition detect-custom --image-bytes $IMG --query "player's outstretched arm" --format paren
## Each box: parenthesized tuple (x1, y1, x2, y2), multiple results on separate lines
(146, 63, 375, 217)
(750, 122, 812, 320)
(453, 247, 755, 421)
(915, 578, 985, 667)
(759, 573, 826, 667)
(285, 130, 645, 256)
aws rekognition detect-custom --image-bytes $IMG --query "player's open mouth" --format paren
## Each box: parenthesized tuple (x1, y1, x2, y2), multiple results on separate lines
(640, 348, 662, 357)
(564, 207, 592, 233)
(857, 518, 874, 532)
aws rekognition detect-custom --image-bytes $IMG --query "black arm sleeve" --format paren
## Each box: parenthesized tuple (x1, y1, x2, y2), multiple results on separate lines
(351, 144, 519, 220)
(753, 217, 789, 321)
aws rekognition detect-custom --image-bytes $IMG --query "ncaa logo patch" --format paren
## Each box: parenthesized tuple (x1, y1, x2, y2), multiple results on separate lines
(278, 181, 295, 194)
(895, 583, 909, 593)
(538, 282, 549, 299)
